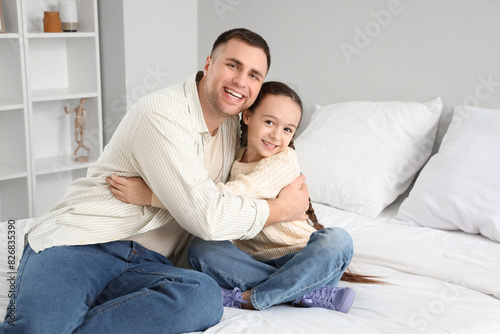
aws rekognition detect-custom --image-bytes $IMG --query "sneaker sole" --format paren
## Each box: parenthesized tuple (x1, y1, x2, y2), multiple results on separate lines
(337, 288, 356, 313)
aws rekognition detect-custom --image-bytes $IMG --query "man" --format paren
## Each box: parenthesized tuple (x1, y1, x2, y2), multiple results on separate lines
(1, 29, 309, 333)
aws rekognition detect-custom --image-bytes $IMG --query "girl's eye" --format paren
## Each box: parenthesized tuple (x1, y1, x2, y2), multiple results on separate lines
(284, 128, 292, 133)
(265, 120, 273, 125)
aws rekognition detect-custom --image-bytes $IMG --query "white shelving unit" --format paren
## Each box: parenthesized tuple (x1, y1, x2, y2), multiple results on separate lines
(0, 0, 102, 220)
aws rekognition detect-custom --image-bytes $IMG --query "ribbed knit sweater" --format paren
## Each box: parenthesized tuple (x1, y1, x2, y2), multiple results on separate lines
(217, 147, 316, 260)
(152, 147, 317, 261)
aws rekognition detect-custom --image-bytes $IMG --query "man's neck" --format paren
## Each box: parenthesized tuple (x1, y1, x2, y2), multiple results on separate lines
(197, 75, 226, 136)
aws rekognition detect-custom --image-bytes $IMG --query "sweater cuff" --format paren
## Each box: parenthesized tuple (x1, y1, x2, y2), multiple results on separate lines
(151, 193, 166, 209)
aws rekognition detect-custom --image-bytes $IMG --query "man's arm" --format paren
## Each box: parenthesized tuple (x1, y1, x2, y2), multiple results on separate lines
(108, 171, 310, 229)
(131, 109, 268, 241)
(265, 175, 310, 227)
(215, 148, 310, 228)
(109, 146, 310, 230)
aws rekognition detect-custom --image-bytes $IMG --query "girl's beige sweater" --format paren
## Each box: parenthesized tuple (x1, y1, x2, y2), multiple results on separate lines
(152, 147, 316, 261)
(218, 147, 316, 261)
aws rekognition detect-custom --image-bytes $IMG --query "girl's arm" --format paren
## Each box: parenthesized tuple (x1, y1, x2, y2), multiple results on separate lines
(218, 148, 300, 200)
(107, 175, 155, 206)
(108, 148, 300, 207)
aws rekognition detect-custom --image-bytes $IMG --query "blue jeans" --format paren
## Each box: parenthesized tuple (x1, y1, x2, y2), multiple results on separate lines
(188, 227, 353, 310)
(1, 240, 223, 334)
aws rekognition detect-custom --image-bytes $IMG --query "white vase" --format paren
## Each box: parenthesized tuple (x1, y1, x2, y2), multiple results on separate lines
(60, 0, 78, 32)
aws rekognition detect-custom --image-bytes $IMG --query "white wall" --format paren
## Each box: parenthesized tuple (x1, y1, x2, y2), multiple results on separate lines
(99, 0, 198, 144)
(198, 0, 500, 140)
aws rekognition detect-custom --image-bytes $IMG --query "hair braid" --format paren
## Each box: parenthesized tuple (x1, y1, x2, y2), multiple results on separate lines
(240, 81, 382, 284)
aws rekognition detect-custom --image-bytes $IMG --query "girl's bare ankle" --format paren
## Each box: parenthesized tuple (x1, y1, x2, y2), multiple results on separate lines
(241, 290, 256, 310)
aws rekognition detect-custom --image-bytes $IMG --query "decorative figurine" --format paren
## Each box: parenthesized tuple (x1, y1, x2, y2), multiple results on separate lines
(65, 98, 90, 162)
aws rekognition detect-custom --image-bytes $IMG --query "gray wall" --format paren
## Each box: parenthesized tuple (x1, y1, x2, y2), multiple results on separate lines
(99, 1, 500, 145)
(198, 0, 500, 140)
(99, 0, 197, 144)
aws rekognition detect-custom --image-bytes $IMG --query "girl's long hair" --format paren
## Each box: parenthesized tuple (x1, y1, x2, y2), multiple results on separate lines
(241, 81, 383, 284)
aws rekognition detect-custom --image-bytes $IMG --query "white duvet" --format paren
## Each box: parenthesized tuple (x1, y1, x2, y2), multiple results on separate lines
(195, 203, 500, 334)
(2, 204, 500, 333)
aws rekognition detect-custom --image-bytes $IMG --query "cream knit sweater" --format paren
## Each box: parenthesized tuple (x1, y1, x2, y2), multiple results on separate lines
(152, 147, 316, 261)
(153, 147, 317, 261)
(225, 147, 317, 261)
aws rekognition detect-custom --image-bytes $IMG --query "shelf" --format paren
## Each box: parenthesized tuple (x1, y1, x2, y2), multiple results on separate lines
(35, 155, 97, 176)
(0, 0, 101, 221)
(0, 166, 28, 181)
(27, 37, 98, 101)
(31, 89, 98, 102)
(0, 101, 23, 111)
(0, 33, 20, 39)
(27, 32, 96, 39)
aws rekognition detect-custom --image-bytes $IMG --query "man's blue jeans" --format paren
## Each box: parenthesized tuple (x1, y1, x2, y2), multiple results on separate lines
(1, 240, 223, 334)
(188, 227, 353, 310)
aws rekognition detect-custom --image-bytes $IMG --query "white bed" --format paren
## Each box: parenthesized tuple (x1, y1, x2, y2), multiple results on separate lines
(2, 202, 499, 334)
(2, 100, 500, 333)
(192, 202, 500, 334)
(191, 100, 500, 333)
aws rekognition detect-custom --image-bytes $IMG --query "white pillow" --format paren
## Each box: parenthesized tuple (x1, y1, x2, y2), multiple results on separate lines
(394, 106, 500, 242)
(295, 97, 442, 218)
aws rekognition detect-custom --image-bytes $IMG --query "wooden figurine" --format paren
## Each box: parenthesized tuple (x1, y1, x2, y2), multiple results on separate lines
(65, 98, 90, 162)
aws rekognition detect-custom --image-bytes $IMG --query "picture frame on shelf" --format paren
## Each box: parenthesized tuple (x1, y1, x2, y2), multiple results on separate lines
(0, 0, 5, 33)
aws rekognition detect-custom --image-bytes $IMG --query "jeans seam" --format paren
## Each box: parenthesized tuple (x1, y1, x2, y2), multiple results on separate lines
(252, 252, 352, 310)
(9, 245, 32, 305)
(84, 289, 154, 322)
(252, 268, 338, 310)
(190, 259, 251, 288)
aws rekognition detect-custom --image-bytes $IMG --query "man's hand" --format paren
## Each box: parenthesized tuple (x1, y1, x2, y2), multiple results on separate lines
(265, 175, 310, 227)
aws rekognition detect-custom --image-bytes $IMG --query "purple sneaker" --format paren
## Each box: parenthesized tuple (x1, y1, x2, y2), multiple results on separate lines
(220, 287, 249, 309)
(292, 286, 356, 313)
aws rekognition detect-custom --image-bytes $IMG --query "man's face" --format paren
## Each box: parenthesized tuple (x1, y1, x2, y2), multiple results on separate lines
(203, 39, 268, 119)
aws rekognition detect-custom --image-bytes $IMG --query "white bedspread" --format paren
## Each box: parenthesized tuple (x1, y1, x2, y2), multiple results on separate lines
(2, 205, 500, 333)
(194, 203, 500, 333)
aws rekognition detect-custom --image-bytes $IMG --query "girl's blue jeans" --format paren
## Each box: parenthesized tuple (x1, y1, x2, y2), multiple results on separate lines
(1, 240, 223, 334)
(188, 227, 353, 310)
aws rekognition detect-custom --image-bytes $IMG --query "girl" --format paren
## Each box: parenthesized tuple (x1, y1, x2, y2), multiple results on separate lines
(108, 82, 377, 313)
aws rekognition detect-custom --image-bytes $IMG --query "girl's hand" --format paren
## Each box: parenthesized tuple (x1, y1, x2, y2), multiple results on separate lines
(106, 174, 153, 206)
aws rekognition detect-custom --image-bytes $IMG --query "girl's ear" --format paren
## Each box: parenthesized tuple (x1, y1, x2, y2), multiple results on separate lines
(242, 109, 251, 125)
(203, 56, 212, 76)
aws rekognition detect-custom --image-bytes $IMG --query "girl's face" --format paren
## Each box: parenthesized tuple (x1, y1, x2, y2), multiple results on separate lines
(242, 94, 302, 163)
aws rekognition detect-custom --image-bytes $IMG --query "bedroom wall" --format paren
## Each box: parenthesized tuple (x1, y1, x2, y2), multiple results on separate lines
(197, 0, 500, 140)
(99, 0, 198, 144)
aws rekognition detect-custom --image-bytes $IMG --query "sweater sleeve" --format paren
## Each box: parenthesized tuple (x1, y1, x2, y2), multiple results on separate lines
(217, 148, 300, 200)
(150, 149, 300, 207)
(151, 193, 165, 209)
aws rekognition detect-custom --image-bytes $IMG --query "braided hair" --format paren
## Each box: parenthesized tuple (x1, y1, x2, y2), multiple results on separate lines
(240, 82, 384, 284)
(240, 81, 324, 231)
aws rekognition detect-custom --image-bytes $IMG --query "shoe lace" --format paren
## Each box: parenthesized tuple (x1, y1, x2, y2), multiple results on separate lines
(302, 287, 336, 308)
(222, 288, 248, 308)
